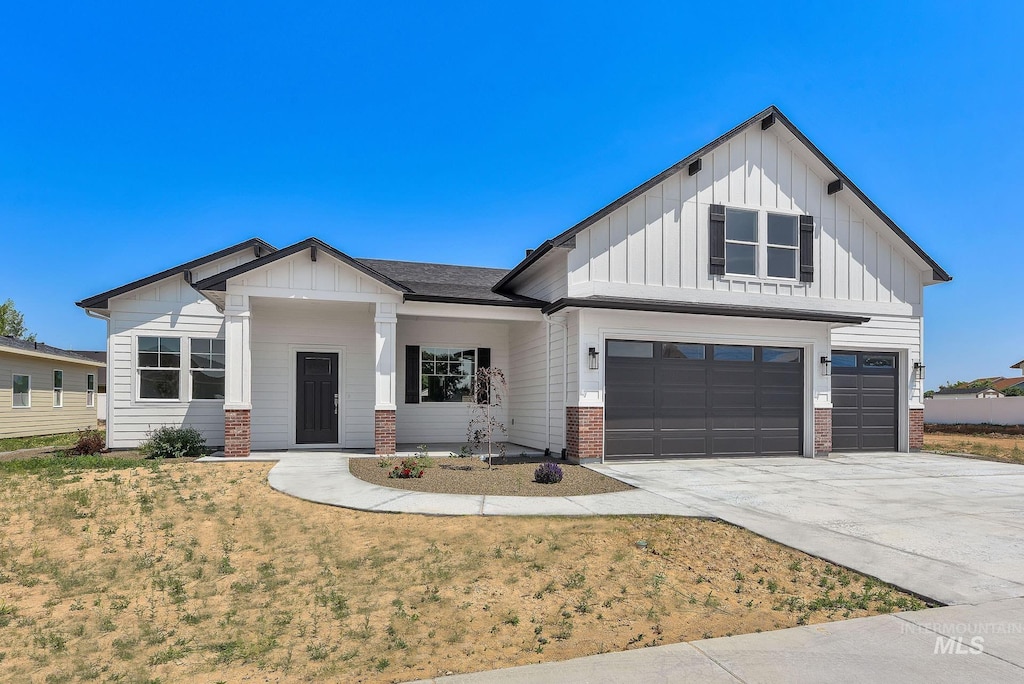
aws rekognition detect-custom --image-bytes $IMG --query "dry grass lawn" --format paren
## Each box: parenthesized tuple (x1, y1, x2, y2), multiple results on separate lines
(924, 432, 1024, 465)
(0, 460, 926, 683)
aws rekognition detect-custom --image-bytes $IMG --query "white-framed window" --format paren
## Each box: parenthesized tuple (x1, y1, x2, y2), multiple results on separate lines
(137, 336, 181, 400)
(190, 338, 225, 400)
(420, 347, 476, 403)
(87, 374, 96, 408)
(53, 370, 63, 408)
(12, 374, 30, 408)
(724, 208, 801, 280)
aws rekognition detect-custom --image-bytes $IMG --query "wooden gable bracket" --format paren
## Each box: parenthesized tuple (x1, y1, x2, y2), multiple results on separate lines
(761, 113, 776, 130)
(310, 245, 318, 262)
(688, 159, 702, 176)
(827, 179, 844, 195)
(254, 245, 263, 258)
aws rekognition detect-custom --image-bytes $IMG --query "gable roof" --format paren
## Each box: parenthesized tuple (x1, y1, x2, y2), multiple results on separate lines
(493, 105, 952, 293)
(0, 336, 106, 366)
(1012, 360, 1024, 370)
(357, 259, 542, 307)
(992, 377, 1024, 392)
(77, 238, 276, 310)
(934, 386, 1003, 396)
(192, 238, 413, 294)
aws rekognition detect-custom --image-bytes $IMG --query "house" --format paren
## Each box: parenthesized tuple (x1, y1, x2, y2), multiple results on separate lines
(930, 386, 1004, 400)
(76, 106, 950, 460)
(0, 336, 105, 439)
(69, 350, 108, 422)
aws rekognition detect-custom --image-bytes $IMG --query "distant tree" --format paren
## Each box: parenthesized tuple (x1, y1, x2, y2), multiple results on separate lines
(1004, 386, 1024, 397)
(0, 299, 35, 341)
(924, 390, 935, 399)
(940, 379, 994, 391)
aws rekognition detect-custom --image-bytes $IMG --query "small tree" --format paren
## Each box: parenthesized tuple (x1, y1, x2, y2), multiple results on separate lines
(467, 367, 508, 469)
(0, 299, 34, 341)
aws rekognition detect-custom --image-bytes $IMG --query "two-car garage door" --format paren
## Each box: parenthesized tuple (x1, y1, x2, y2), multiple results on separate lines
(605, 340, 804, 459)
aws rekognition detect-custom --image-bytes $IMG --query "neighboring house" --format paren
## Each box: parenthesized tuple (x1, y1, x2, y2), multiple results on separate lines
(930, 386, 1004, 400)
(0, 336, 105, 438)
(69, 350, 108, 422)
(76, 106, 950, 460)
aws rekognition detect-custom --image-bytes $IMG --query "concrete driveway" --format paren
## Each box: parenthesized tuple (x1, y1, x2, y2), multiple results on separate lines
(590, 452, 1024, 606)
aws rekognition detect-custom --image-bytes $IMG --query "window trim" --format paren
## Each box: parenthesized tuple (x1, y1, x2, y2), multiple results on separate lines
(86, 373, 96, 408)
(721, 205, 803, 282)
(136, 335, 182, 403)
(418, 345, 478, 404)
(12, 373, 31, 409)
(53, 369, 64, 408)
(188, 337, 226, 402)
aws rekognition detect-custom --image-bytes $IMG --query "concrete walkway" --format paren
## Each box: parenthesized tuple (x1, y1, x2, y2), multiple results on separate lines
(414, 597, 1024, 683)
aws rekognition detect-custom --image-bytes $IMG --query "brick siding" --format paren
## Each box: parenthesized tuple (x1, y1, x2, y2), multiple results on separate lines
(224, 409, 251, 458)
(375, 409, 396, 455)
(909, 408, 924, 451)
(566, 406, 603, 463)
(813, 407, 832, 456)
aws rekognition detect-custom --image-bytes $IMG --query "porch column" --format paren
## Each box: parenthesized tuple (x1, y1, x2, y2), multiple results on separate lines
(224, 294, 252, 457)
(813, 333, 832, 458)
(374, 301, 398, 455)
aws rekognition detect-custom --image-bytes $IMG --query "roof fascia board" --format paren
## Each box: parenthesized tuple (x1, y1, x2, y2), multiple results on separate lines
(402, 293, 545, 308)
(542, 297, 869, 325)
(76, 238, 276, 309)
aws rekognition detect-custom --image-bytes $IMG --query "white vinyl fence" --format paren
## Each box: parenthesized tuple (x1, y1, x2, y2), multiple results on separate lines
(924, 397, 1024, 425)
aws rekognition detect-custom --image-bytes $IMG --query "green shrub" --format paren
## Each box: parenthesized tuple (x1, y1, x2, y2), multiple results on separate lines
(140, 426, 207, 459)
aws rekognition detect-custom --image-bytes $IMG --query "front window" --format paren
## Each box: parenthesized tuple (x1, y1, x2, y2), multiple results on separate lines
(87, 374, 96, 407)
(190, 339, 225, 400)
(725, 208, 758, 276)
(724, 209, 801, 280)
(138, 336, 180, 400)
(421, 347, 476, 402)
(53, 370, 63, 408)
(13, 374, 30, 408)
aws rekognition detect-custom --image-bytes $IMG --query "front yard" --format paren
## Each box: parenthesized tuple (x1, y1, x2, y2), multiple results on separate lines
(0, 459, 926, 683)
(924, 431, 1024, 465)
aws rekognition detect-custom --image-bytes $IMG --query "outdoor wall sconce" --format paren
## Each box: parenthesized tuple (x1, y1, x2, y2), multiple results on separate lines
(914, 361, 926, 380)
(820, 356, 831, 376)
(588, 347, 600, 370)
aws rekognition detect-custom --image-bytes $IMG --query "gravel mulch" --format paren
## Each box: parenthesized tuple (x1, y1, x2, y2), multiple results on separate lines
(349, 456, 633, 496)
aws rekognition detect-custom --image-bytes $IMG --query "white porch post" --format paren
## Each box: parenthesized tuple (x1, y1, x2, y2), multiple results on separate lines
(224, 294, 252, 457)
(374, 301, 398, 454)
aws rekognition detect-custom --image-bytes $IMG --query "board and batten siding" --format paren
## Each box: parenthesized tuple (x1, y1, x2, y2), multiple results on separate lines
(0, 353, 100, 438)
(565, 125, 926, 315)
(105, 250, 258, 448)
(232, 250, 392, 300)
(396, 318, 510, 444)
(250, 299, 376, 449)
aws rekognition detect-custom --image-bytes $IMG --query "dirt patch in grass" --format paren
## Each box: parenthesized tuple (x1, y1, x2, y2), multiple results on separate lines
(924, 433, 1024, 465)
(0, 461, 927, 683)
(350, 456, 633, 496)
(925, 423, 1024, 437)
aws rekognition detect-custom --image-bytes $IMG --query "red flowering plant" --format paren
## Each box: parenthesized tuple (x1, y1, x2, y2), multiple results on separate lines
(388, 457, 426, 479)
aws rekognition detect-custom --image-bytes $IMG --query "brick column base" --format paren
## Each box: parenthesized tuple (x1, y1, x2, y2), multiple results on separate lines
(566, 406, 603, 463)
(813, 408, 832, 457)
(375, 410, 396, 455)
(224, 409, 251, 458)
(910, 408, 924, 451)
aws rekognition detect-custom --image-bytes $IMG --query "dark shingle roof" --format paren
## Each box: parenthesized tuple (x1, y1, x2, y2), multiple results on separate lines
(934, 386, 1001, 395)
(356, 259, 543, 306)
(0, 336, 105, 365)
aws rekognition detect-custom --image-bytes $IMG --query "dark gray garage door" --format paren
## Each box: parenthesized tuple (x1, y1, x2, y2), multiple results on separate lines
(605, 341, 803, 459)
(831, 350, 898, 451)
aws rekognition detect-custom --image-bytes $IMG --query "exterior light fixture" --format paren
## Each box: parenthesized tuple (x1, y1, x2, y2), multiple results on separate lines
(820, 356, 832, 376)
(588, 347, 600, 370)
(914, 361, 926, 381)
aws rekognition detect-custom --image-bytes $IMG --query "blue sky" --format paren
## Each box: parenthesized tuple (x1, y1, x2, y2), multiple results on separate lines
(2, 1, 1021, 389)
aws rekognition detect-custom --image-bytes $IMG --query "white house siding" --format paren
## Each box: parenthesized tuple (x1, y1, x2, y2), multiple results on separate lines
(0, 353, 100, 438)
(564, 124, 926, 316)
(831, 315, 924, 406)
(107, 276, 227, 448)
(508, 252, 568, 303)
(395, 317, 510, 444)
(508, 320, 567, 452)
(250, 299, 376, 450)
(232, 250, 391, 302)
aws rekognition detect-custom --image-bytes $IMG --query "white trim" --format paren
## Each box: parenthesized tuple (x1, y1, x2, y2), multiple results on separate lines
(287, 344, 345, 449)
(87, 373, 96, 408)
(134, 334, 184, 403)
(52, 368, 64, 408)
(12, 373, 31, 409)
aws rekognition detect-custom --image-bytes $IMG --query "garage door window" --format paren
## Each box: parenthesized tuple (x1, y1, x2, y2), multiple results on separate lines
(663, 343, 705, 360)
(607, 341, 653, 358)
(863, 354, 896, 368)
(763, 348, 802, 363)
(713, 345, 754, 361)
(832, 353, 857, 368)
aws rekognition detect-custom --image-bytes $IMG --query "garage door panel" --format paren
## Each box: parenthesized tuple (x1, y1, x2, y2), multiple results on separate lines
(712, 368, 758, 386)
(861, 394, 896, 408)
(832, 393, 859, 408)
(861, 375, 896, 389)
(761, 434, 802, 454)
(861, 412, 896, 428)
(832, 411, 860, 428)
(711, 414, 757, 430)
(761, 413, 802, 429)
(712, 390, 758, 408)
(831, 375, 859, 389)
(660, 367, 708, 385)
(760, 388, 803, 408)
(660, 436, 709, 457)
(659, 389, 707, 410)
(660, 413, 706, 430)
(605, 434, 655, 457)
(712, 434, 757, 456)
(606, 365, 655, 386)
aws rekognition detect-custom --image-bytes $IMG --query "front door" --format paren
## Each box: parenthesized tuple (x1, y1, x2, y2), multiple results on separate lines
(296, 352, 339, 444)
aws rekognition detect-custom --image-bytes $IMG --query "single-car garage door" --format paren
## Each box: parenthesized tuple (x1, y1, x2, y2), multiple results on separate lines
(831, 350, 898, 451)
(605, 340, 803, 459)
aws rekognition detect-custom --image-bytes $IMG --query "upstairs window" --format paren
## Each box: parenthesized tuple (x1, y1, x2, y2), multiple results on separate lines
(767, 214, 799, 279)
(87, 374, 96, 408)
(725, 208, 758, 276)
(53, 370, 63, 408)
(13, 374, 30, 408)
(190, 339, 225, 400)
(138, 337, 180, 400)
(713, 205, 812, 282)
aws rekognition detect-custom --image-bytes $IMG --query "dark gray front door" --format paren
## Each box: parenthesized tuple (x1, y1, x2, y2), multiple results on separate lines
(831, 350, 898, 451)
(605, 341, 803, 459)
(296, 352, 339, 444)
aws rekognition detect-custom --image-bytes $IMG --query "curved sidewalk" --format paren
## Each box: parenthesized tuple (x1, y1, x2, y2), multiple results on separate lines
(265, 454, 708, 517)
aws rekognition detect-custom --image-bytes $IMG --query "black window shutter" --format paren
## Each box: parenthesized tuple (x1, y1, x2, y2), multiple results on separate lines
(405, 345, 420, 404)
(709, 204, 726, 275)
(799, 215, 814, 283)
(476, 348, 491, 403)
